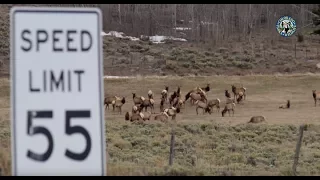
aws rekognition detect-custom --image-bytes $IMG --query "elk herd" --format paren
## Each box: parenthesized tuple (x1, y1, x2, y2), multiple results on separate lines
(104, 83, 250, 123)
(104, 81, 320, 124)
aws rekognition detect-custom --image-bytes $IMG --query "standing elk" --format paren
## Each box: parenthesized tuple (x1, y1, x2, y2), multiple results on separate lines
(207, 98, 221, 112)
(147, 90, 154, 99)
(194, 100, 212, 115)
(132, 93, 145, 105)
(161, 86, 169, 102)
(221, 103, 236, 117)
(231, 85, 246, 101)
(139, 98, 155, 113)
(114, 97, 126, 114)
(312, 90, 320, 107)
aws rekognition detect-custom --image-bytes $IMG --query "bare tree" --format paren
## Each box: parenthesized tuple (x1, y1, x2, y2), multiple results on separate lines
(98, 4, 318, 44)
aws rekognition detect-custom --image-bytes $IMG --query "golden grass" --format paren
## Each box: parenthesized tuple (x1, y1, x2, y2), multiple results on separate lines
(1, 74, 320, 175)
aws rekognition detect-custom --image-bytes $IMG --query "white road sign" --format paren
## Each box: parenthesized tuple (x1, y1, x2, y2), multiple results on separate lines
(10, 7, 105, 176)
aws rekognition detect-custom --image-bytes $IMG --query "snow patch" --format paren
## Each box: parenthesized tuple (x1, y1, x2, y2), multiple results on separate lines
(149, 35, 187, 44)
(103, 31, 139, 41)
(101, 31, 108, 36)
(102, 31, 187, 44)
(173, 27, 192, 30)
(103, 75, 135, 79)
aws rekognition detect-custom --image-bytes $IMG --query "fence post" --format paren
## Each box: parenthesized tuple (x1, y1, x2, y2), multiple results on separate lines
(292, 124, 305, 176)
(305, 47, 307, 59)
(169, 125, 176, 166)
(294, 43, 297, 59)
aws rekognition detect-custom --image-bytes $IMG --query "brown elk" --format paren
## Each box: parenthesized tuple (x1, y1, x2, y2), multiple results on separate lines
(221, 103, 236, 117)
(279, 100, 290, 109)
(312, 90, 320, 107)
(231, 85, 246, 101)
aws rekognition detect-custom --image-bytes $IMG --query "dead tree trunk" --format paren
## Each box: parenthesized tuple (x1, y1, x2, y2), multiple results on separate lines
(118, 4, 121, 25)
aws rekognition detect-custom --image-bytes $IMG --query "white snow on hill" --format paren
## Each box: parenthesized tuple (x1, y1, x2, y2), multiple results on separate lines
(101, 30, 187, 44)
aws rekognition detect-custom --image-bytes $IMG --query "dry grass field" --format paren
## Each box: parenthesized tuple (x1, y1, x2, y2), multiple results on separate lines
(1, 74, 320, 175)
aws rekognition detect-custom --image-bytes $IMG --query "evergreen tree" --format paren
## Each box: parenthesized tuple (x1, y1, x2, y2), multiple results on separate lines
(312, 5, 320, 35)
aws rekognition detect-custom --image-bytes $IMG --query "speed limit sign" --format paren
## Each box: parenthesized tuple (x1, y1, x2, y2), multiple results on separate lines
(10, 7, 106, 176)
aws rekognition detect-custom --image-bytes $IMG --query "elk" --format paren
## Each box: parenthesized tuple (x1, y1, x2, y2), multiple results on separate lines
(194, 100, 212, 115)
(207, 98, 221, 112)
(139, 98, 155, 113)
(176, 86, 182, 97)
(221, 103, 236, 117)
(226, 97, 235, 104)
(248, 116, 266, 124)
(161, 86, 169, 102)
(236, 92, 244, 104)
(279, 100, 290, 109)
(125, 112, 142, 122)
(201, 84, 210, 92)
(104, 95, 119, 111)
(154, 112, 169, 122)
(188, 92, 207, 105)
(132, 93, 145, 105)
(185, 87, 207, 104)
(169, 91, 178, 105)
(163, 107, 180, 120)
(139, 111, 152, 121)
(147, 90, 154, 99)
(160, 97, 165, 112)
(231, 85, 246, 101)
(225, 90, 231, 98)
(312, 90, 320, 107)
(114, 97, 126, 114)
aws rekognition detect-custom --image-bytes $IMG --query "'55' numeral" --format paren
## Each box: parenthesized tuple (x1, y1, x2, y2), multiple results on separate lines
(26, 110, 92, 162)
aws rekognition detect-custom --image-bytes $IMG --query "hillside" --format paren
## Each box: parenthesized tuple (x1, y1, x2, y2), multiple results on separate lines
(0, 4, 320, 76)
